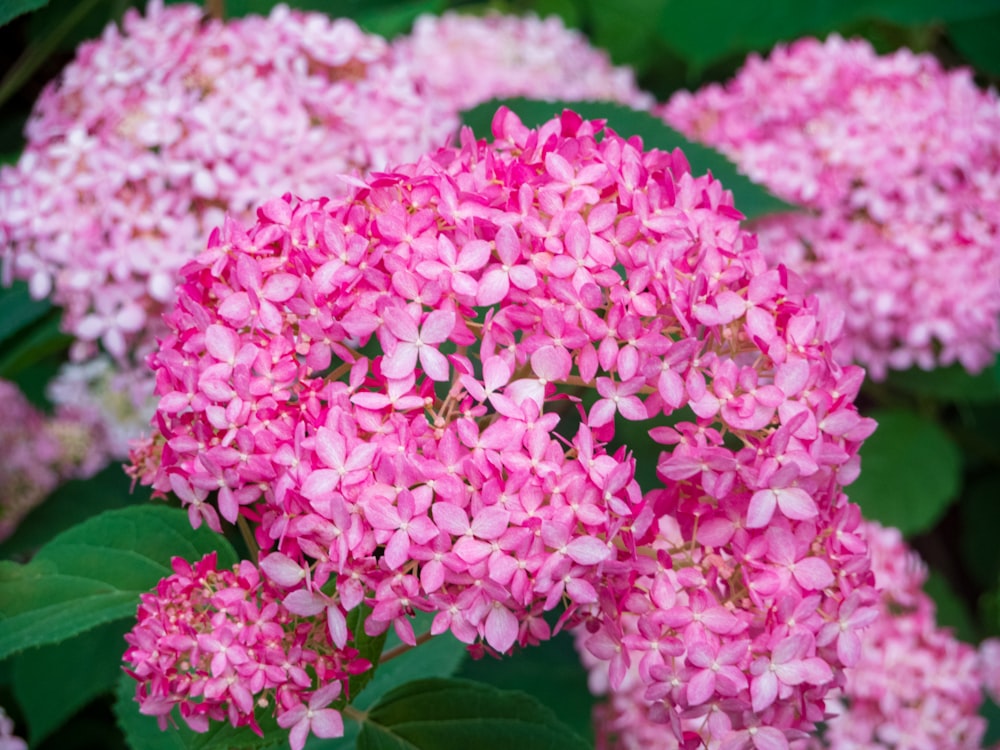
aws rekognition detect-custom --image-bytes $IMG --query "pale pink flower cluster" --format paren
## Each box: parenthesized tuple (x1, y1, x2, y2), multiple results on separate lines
(809, 521, 987, 749)
(394, 11, 653, 115)
(582, 520, 988, 750)
(46, 357, 157, 459)
(1, 4, 650, 462)
(123, 552, 367, 743)
(0, 1, 449, 366)
(661, 36, 1000, 379)
(128, 108, 875, 748)
(0, 379, 108, 542)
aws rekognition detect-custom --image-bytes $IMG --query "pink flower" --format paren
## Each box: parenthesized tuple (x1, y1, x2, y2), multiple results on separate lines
(662, 36, 1000, 378)
(381, 307, 455, 381)
(131, 105, 876, 748)
(276, 677, 344, 750)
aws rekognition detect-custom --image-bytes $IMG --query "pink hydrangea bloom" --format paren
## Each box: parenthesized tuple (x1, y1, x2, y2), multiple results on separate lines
(661, 36, 1000, 379)
(2, 5, 651, 463)
(0, 379, 107, 542)
(123, 552, 368, 748)
(0, 1, 450, 366)
(392, 11, 653, 115)
(811, 521, 987, 750)
(582, 520, 988, 750)
(129, 107, 875, 747)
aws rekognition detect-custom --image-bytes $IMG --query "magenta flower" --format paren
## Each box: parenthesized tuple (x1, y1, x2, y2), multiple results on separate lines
(128, 106, 876, 749)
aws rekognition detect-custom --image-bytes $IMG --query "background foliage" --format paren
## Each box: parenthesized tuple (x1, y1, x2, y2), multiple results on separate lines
(1, 0, 999, 747)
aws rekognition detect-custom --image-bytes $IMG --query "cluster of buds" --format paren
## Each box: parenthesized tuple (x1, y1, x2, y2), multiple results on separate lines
(662, 36, 1000, 379)
(123, 552, 368, 745)
(127, 108, 875, 748)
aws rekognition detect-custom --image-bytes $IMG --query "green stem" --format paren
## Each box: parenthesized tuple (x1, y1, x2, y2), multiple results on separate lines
(342, 704, 367, 722)
(0, 0, 104, 112)
(204, 0, 225, 20)
(379, 630, 434, 663)
(237, 516, 259, 559)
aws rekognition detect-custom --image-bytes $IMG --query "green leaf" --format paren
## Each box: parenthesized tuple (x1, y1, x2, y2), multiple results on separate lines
(356, 677, 590, 750)
(114, 671, 286, 750)
(959, 474, 1000, 590)
(0, 0, 49, 27)
(457, 630, 595, 743)
(346, 605, 389, 704)
(655, 0, 1000, 73)
(461, 98, 792, 220)
(886, 358, 1000, 403)
(923, 570, 978, 643)
(950, 13, 1000, 78)
(353, 0, 446, 38)
(0, 463, 147, 560)
(582, 0, 668, 69)
(0, 312, 72, 379)
(0, 280, 51, 345)
(0, 505, 238, 659)
(12, 620, 131, 745)
(848, 409, 962, 535)
(320, 613, 467, 748)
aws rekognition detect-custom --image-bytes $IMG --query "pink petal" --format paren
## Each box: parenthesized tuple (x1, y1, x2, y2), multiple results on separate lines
(751, 670, 778, 712)
(747, 489, 778, 529)
(565, 536, 611, 565)
(485, 603, 518, 653)
(775, 487, 818, 521)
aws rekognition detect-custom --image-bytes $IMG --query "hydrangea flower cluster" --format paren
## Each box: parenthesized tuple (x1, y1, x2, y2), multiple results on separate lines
(1, 4, 650, 466)
(661, 36, 1000, 379)
(809, 522, 987, 750)
(0, 379, 107, 542)
(394, 11, 653, 115)
(123, 552, 368, 743)
(581, 520, 988, 750)
(0, 1, 449, 367)
(128, 108, 875, 748)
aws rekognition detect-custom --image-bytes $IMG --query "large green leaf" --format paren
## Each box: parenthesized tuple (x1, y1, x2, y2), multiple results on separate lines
(959, 474, 1000, 590)
(225, 0, 446, 36)
(923, 570, 978, 643)
(886, 358, 1000, 404)
(655, 0, 1000, 72)
(0, 280, 51, 346)
(0, 463, 147, 560)
(461, 98, 792, 220)
(950, 13, 1000, 77)
(355, 678, 590, 750)
(345, 605, 389, 705)
(0, 313, 72, 378)
(319, 612, 468, 748)
(582, 0, 669, 69)
(13, 620, 131, 745)
(0, 0, 48, 27)
(114, 671, 286, 750)
(457, 630, 595, 743)
(848, 409, 962, 535)
(0, 505, 238, 659)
